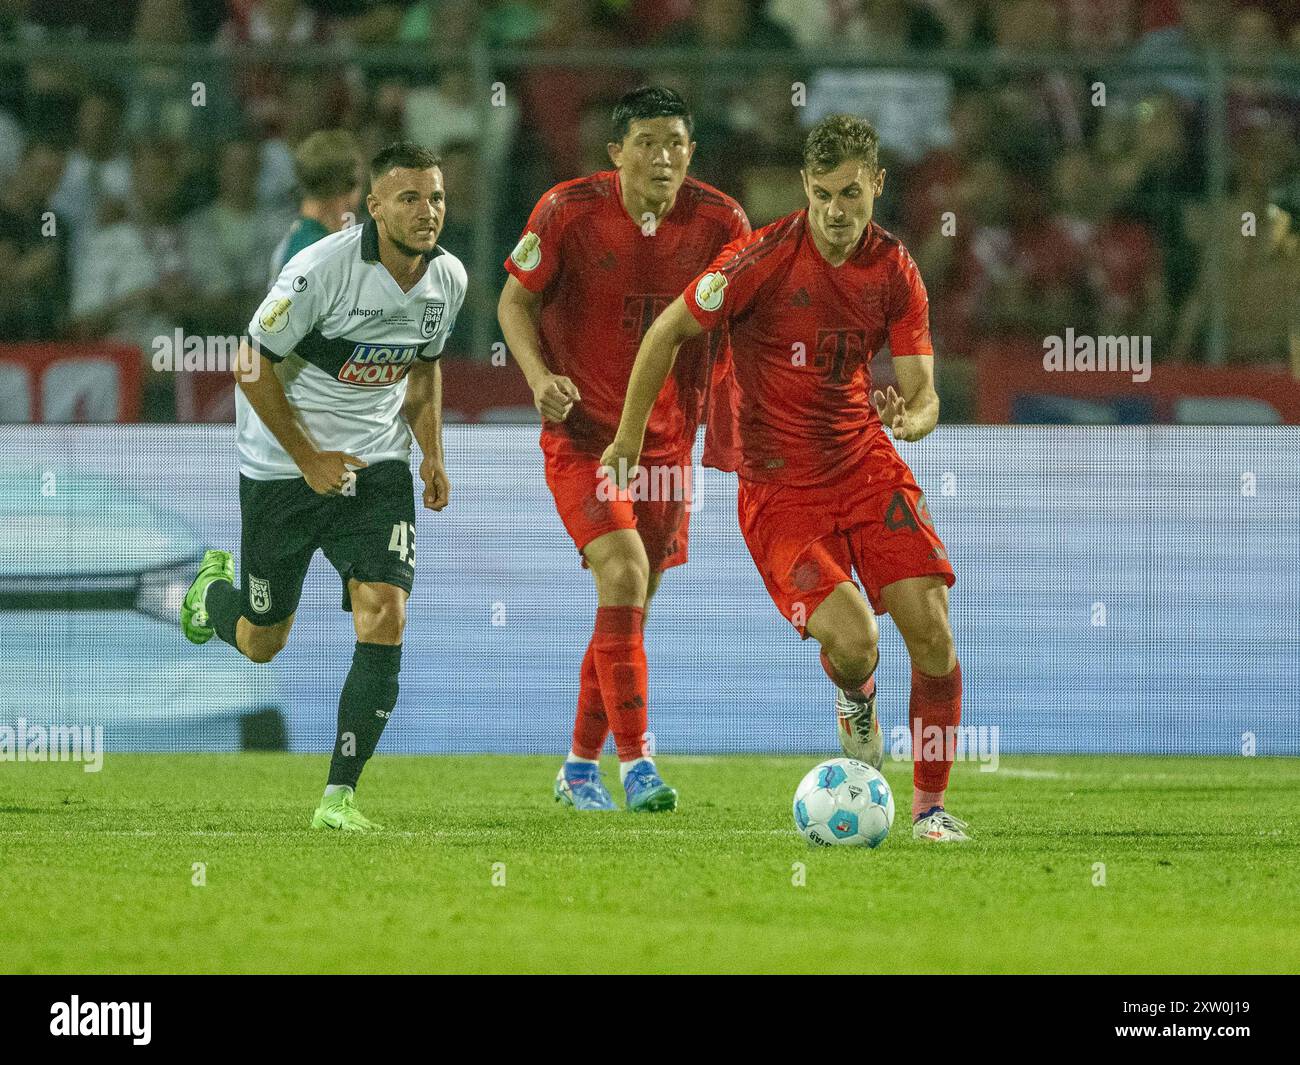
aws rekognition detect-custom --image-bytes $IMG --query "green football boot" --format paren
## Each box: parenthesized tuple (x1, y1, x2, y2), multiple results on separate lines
(310, 788, 383, 832)
(180, 549, 234, 645)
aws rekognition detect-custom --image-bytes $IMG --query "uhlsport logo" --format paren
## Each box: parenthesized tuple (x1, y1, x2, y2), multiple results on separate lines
(338, 343, 419, 386)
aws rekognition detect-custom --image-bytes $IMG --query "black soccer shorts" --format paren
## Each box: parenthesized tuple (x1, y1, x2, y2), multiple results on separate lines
(237, 459, 417, 624)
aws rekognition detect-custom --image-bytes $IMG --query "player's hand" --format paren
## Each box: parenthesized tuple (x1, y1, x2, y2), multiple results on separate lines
(532, 373, 580, 422)
(599, 439, 641, 491)
(873, 386, 921, 441)
(301, 451, 367, 496)
(421, 456, 450, 512)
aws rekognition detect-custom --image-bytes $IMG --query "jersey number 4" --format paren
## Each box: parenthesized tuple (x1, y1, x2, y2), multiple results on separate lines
(388, 521, 416, 564)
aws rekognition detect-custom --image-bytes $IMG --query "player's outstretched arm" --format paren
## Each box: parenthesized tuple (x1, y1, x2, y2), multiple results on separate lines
(876, 354, 940, 442)
(404, 358, 450, 511)
(602, 296, 704, 486)
(235, 338, 366, 495)
(497, 275, 580, 421)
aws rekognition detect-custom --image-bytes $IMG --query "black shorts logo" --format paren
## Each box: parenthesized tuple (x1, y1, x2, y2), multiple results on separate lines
(249, 575, 272, 613)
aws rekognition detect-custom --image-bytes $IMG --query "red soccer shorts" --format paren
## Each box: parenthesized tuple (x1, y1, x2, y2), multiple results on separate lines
(737, 442, 955, 637)
(541, 430, 691, 573)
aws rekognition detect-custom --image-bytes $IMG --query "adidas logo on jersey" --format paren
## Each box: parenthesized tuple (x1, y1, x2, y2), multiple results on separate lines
(339, 343, 419, 386)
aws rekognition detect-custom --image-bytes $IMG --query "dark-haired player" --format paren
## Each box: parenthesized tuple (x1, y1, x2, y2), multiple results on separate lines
(181, 143, 464, 831)
(498, 87, 749, 812)
(603, 115, 969, 842)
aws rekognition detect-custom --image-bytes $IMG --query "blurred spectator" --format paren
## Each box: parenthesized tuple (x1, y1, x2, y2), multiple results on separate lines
(256, 71, 353, 216)
(515, 0, 631, 184)
(1052, 0, 1140, 50)
(0, 102, 20, 183)
(69, 140, 200, 418)
(50, 82, 134, 255)
(126, 0, 240, 143)
(1051, 146, 1168, 339)
(768, 0, 945, 51)
(185, 137, 283, 315)
(708, 67, 806, 225)
(219, 0, 347, 146)
(267, 128, 362, 279)
(0, 139, 68, 340)
(1173, 123, 1300, 363)
(1118, 0, 1227, 104)
(1099, 93, 1204, 307)
(802, 0, 951, 167)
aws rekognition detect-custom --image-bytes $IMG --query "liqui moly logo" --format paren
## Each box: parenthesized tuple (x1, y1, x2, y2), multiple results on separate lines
(338, 343, 419, 386)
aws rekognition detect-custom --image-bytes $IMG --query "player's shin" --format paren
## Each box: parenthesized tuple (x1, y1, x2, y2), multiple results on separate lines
(591, 606, 649, 762)
(327, 642, 402, 790)
(909, 658, 962, 818)
(206, 580, 243, 649)
(570, 640, 609, 761)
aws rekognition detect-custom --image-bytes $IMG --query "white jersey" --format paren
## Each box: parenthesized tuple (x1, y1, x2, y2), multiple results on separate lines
(240, 219, 466, 480)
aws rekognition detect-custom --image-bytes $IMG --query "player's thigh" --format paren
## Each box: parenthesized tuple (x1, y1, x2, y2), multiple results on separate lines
(737, 479, 850, 637)
(631, 457, 691, 574)
(806, 580, 879, 660)
(348, 579, 408, 645)
(582, 528, 651, 606)
(880, 575, 955, 675)
(844, 475, 955, 618)
(320, 459, 417, 617)
(542, 433, 639, 571)
(238, 473, 322, 628)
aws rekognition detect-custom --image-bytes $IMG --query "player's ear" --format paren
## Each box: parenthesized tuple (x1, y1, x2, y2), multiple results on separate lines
(874, 167, 886, 195)
(607, 141, 622, 168)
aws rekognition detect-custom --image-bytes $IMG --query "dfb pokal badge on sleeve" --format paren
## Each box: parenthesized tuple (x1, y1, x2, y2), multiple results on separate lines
(421, 301, 444, 339)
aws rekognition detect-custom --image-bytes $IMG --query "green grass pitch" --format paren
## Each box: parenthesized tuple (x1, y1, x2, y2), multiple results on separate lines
(1, 754, 1297, 974)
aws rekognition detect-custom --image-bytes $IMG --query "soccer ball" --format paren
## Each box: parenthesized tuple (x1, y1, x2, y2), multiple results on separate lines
(792, 758, 895, 848)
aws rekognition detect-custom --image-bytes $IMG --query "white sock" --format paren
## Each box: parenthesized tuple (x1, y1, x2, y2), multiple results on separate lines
(619, 757, 653, 782)
(565, 752, 599, 766)
(323, 784, 353, 799)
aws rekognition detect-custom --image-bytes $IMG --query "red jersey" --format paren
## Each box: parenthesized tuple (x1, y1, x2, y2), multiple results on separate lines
(683, 210, 933, 486)
(505, 170, 750, 460)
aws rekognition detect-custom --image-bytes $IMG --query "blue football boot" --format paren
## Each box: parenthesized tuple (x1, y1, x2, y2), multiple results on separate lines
(554, 761, 618, 811)
(623, 759, 678, 813)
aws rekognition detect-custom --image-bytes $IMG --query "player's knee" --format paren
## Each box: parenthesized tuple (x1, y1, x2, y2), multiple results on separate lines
(907, 618, 955, 675)
(594, 553, 650, 604)
(820, 614, 879, 678)
(243, 626, 289, 664)
(356, 600, 406, 644)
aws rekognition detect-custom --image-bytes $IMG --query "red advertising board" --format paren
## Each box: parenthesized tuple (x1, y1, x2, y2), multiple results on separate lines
(0, 343, 142, 423)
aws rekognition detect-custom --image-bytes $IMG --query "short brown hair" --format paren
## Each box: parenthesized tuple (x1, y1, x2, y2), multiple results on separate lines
(802, 114, 880, 175)
(369, 141, 441, 183)
(293, 129, 362, 199)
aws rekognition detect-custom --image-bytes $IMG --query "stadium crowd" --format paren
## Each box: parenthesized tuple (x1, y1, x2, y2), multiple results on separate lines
(0, 0, 1298, 420)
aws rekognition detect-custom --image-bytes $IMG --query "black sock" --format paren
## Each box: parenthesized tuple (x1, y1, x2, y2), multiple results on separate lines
(206, 579, 243, 648)
(328, 642, 402, 789)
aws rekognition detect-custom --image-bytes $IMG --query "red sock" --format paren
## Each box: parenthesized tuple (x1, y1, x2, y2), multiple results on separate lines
(571, 639, 608, 760)
(592, 605, 649, 761)
(910, 659, 962, 818)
